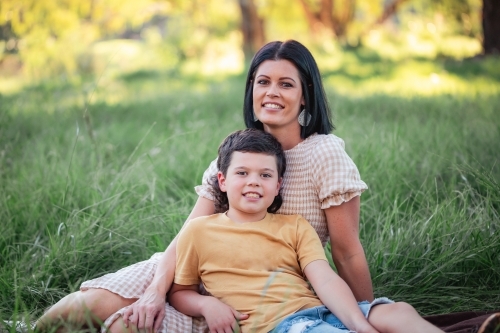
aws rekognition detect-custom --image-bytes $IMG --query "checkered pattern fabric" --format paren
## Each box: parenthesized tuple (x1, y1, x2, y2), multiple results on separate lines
(196, 133, 368, 246)
(81, 253, 209, 333)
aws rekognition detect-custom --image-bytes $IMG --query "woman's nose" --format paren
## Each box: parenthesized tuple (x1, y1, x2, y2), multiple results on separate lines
(266, 84, 279, 97)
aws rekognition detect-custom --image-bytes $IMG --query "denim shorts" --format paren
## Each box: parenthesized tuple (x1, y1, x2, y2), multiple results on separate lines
(270, 297, 394, 333)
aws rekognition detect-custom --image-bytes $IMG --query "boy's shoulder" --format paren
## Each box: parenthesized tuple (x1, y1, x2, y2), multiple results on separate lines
(182, 213, 222, 232)
(269, 213, 303, 222)
(268, 213, 313, 230)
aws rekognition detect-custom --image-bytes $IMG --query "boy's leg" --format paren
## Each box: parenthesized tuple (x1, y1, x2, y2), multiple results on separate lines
(36, 289, 136, 331)
(367, 302, 444, 333)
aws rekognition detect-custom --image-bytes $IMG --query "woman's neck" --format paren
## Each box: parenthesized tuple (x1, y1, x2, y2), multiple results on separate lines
(264, 126, 303, 150)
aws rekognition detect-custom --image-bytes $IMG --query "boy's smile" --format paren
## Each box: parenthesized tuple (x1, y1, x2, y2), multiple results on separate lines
(218, 151, 281, 223)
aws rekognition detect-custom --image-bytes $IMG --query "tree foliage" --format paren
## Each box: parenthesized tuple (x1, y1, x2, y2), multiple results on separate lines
(0, 0, 487, 79)
(0, 0, 171, 77)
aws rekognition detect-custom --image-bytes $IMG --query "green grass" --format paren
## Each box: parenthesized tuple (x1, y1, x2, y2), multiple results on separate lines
(1, 49, 500, 328)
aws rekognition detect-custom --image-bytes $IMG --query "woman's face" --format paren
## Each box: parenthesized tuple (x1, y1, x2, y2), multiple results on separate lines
(252, 60, 304, 134)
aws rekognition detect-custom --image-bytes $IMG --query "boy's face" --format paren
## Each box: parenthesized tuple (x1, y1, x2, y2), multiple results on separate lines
(218, 151, 281, 223)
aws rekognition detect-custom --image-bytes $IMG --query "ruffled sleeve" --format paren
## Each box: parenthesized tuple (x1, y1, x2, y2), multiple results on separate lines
(194, 158, 218, 201)
(311, 135, 368, 209)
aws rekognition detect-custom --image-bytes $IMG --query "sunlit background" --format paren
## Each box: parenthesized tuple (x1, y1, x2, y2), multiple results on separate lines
(0, 0, 497, 94)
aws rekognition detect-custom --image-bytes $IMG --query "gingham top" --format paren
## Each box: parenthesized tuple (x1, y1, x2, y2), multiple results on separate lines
(195, 133, 368, 246)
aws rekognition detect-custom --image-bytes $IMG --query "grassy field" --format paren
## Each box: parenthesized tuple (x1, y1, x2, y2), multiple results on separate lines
(1, 47, 500, 329)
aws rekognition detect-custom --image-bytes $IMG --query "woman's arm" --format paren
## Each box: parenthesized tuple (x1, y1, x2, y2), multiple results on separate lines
(305, 260, 379, 333)
(122, 196, 216, 331)
(325, 196, 374, 302)
(169, 284, 248, 332)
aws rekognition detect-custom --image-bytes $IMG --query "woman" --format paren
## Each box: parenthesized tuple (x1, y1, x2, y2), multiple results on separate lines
(37, 40, 373, 333)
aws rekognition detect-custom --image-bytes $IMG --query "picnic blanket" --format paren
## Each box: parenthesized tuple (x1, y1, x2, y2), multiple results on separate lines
(424, 311, 500, 333)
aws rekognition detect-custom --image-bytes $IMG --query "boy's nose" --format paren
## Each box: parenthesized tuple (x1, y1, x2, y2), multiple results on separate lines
(247, 175, 260, 186)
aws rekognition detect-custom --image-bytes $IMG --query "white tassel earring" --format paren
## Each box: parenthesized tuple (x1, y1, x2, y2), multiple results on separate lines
(253, 112, 258, 122)
(298, 109, 311, 126)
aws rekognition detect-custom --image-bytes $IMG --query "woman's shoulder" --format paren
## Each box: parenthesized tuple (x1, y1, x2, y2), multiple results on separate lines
(306, 133, 345, 146)
(302, 133, 348, 159)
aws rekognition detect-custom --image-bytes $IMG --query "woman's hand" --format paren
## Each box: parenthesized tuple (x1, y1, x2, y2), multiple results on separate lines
(200, 297, 249, 333)
(122, 286, 166, 332)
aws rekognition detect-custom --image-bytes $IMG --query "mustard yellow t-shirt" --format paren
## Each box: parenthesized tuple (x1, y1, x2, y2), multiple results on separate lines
(175, 213, 327, 333)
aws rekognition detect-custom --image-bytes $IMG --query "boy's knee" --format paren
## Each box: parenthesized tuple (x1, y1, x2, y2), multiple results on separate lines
(375, 302, 418, 318)
(389, 301, 418, 316)
(368, 301, 419, 330)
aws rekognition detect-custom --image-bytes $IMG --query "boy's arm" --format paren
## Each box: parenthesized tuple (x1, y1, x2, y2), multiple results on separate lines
(304, 260, 380, 333)
(169, 283, 248, 332)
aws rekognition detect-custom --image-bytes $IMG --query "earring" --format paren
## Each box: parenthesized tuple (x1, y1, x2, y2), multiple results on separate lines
(253, 112, 258, 122)
(298, 109, 311, 126)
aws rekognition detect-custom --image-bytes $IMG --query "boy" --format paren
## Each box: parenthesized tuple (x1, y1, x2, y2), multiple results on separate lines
(169, 129, 444, 333)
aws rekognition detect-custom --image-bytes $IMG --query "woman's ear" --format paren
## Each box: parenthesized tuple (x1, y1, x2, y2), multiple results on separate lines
(217, 171, 227, 192)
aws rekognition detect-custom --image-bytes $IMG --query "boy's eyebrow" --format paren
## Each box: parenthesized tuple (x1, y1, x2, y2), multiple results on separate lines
(233, 165, 277, 172)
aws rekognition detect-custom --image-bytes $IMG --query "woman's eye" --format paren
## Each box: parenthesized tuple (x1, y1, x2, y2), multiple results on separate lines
(257, 79, 269, 85)
(281, 82, 293, 88)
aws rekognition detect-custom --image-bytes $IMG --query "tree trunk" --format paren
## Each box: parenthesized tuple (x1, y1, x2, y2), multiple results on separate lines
(482, 0, 500, 54)
(332, 0, 355, 38)
(372, 0, 408, 27)
(298, 0, 355, 39)
(238, 0, 266, 62)
(361, 0, 408, 36)
(298, 0, 322, 33)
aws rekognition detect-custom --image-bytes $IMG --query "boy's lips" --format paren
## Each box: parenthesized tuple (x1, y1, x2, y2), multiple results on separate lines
(243, 192, 262, 198)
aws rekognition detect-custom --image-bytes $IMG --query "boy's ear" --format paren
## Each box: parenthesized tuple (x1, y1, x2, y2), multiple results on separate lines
(275, 177, 282, 196)
(217, 171, 227, 192)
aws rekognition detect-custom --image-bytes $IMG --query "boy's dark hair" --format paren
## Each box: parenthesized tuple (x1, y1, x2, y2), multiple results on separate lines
(243, 40, 334, 139)
(210, 129, 286, 214)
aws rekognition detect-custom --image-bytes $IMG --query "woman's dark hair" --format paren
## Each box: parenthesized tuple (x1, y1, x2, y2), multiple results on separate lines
(210, 129, 286, 214)
(243, 40, 334, 139)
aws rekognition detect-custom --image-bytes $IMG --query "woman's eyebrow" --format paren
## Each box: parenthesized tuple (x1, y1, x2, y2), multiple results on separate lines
(256, 74, 297, 83)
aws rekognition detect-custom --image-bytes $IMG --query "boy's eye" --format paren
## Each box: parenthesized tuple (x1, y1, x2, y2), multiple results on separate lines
(236, 171, 247, 176)
(262, 173, 272, 178)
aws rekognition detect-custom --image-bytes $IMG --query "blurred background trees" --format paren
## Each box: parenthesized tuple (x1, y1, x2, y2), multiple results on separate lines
(0, 0, 493, 80)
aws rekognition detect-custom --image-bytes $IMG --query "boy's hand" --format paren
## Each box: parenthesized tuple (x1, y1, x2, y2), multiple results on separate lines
(201, 297, 249, 333)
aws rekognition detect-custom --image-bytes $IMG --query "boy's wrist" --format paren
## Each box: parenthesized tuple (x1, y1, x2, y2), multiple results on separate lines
(352, 320, 377, 333)
(198, 295, 214, 316)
